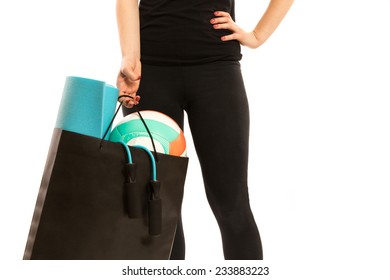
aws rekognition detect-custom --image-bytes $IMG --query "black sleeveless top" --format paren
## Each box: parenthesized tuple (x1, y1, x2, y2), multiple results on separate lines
(139, 0, 242, 65)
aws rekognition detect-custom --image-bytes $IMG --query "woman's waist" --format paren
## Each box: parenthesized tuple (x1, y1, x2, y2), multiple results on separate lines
(140, 34, 242, 66)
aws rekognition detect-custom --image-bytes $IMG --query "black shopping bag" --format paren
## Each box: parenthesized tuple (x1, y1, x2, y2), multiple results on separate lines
(23, 128, 188, 260)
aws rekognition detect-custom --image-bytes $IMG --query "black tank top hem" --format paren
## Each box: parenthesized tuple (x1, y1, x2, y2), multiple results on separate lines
(141, 54, 242, 67)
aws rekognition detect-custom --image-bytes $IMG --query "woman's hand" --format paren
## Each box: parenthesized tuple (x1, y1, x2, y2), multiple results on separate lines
(117, 57, 141, 108)
(210, 11, 265, 49)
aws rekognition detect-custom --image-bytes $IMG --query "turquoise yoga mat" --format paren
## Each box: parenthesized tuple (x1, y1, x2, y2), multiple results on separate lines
(55, 76, 119, 140)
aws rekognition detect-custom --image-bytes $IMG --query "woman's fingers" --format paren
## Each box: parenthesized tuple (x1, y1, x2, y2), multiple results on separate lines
(210, 12, 234, 25)
(220, 33, 238, 42)
(116, 58, 142, 108)
(212, 22, 236, 31)
(211, 11, 240, 35)
(211, 11, 241, 42)
(119, 94, 140, 108)
(213, 11, 230, 18)
(210, 11, 261, 48)
(117, 72, 141, 107)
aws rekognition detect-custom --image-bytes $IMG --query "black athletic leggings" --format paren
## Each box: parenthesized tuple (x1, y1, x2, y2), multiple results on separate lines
(123, 61, 263, 260)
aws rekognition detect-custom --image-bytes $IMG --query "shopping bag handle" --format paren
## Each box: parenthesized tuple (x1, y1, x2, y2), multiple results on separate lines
(100, 95, 159, 159)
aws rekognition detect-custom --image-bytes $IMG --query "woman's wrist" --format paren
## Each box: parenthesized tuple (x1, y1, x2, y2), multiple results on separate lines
(252, 29, 269, 48)
(121, 54, 140, 63)
(119, 56, 142, 81)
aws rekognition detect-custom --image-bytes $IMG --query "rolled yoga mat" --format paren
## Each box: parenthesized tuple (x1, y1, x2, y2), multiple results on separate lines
(55, 76, 119, 139)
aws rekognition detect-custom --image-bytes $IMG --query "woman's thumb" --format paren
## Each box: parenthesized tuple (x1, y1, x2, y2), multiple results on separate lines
(121, 66, 141, 81)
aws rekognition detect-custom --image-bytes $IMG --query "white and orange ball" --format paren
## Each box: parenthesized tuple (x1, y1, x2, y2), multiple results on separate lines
(109, 110, 187, 157)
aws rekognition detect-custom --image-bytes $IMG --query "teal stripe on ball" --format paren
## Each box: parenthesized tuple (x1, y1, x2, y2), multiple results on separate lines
(109, 128, 123, 143)
(115, 119, 179, 141)
(124, 132, 170, 154)
(109, 118, 178, 154)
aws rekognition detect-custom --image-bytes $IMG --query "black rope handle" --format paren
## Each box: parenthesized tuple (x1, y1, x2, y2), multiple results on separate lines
(100, 101, 124, 146)
(133, 106, 160, 163)
(100, 95, 159, 163)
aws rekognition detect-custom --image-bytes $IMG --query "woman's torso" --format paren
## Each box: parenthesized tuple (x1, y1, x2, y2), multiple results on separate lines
(139, 0, 242, 65)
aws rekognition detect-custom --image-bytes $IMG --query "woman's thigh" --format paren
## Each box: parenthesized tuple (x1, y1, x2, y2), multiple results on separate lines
(184, 61, 251, 211)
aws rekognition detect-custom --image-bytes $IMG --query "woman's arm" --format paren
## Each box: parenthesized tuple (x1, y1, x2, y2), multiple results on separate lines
(116, 0, 141, 107)
(211, 0, 295, 48)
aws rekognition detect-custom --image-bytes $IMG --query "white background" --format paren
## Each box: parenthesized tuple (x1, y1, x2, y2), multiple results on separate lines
(0, 0, 389, 279)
